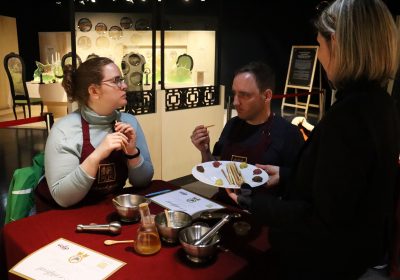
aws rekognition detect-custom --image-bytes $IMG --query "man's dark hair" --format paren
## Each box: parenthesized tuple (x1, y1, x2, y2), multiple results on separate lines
(235, 61, 275, 92)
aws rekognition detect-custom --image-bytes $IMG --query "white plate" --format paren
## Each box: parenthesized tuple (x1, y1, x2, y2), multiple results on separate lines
(191, 161, 268, 189)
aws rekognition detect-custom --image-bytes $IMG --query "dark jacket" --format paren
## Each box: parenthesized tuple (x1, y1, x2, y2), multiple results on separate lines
(250, 83, 400, 279)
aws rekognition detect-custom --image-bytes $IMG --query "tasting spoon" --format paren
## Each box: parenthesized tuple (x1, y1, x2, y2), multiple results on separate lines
(112, 198, 123, 207)
(104, 239, 135, 246)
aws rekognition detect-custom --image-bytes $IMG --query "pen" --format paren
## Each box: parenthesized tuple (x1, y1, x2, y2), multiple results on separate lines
(145, 189, 171, 197)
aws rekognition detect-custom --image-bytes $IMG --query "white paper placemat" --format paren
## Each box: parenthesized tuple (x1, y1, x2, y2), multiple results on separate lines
(150, 188, 224, 216)
(10, 238, 125, 280)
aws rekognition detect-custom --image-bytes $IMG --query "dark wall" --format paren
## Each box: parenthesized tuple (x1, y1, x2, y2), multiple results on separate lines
(0, 0, 398, 95)
(0, 0, 70, 79)
(218, 0, 320, 94)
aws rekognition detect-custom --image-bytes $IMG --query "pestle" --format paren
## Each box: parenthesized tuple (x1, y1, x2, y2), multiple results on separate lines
(76, 221, 122, 235)
(194, 214, 231, 246)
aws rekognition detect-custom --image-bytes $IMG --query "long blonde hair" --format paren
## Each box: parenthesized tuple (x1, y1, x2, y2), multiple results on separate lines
(314, 0, 399, 89)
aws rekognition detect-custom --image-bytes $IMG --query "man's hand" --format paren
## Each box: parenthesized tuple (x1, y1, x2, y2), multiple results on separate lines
(191, 125, 211, 153)
(225, 188, 239, 204)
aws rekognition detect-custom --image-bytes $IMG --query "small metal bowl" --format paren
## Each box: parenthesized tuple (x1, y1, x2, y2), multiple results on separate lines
(113, 194, 150, 222)
(155, 210, 192, 244)
(179, 224, 220, 263)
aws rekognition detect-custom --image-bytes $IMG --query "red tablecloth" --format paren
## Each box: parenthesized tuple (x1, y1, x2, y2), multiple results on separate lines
(3, 180, 274, 279)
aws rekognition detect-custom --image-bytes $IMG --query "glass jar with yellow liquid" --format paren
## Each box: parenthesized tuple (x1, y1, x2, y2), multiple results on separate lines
(134, 202, 161, 255)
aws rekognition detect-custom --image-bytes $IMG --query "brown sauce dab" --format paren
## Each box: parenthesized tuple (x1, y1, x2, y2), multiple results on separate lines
(252, 176, 263, 182)
(196, 165, 205, 173)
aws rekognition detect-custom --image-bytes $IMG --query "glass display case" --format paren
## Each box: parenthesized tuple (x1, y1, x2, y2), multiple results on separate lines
(75, 12, 216, 89)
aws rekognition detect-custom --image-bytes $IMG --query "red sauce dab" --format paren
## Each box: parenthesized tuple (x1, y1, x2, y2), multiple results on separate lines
(212, 161, 222, 168)
(253, 168, 262, 175)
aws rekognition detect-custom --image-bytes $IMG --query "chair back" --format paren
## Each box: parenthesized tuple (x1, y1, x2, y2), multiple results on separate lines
(176, 53, 193, 71)
(121, 52, 146, 92)
(3, 52, 30, 103)
(61, 52, 82, 70)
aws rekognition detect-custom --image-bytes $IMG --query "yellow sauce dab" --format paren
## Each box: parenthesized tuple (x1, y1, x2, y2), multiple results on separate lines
(215, 178, 223, 186)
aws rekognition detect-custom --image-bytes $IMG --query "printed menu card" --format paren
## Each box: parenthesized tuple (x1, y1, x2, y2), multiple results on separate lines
(150, 188, 224, 216)
(10, 238, 125, 280)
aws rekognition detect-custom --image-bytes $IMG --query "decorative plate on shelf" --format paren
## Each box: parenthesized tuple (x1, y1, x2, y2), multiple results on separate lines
(135, 18, 150, 30)
(96, 36, 110, 49)
(120, 17, 133, 29)
(78, 18, 92, 32)
(192, 161, 269, 189)
(109, 26, 123, 40)
(77, 36, 92, 50)
(95, 22, 107, 34)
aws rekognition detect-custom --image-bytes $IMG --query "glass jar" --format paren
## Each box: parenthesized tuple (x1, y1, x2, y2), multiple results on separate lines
(134, 203, 161, 255)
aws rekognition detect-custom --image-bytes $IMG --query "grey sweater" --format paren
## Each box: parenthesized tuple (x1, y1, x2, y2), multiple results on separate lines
(44, 106, 154, 207)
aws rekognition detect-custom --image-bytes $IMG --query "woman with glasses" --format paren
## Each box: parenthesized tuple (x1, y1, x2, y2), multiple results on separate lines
(36, 57, 154, 210)
(226, 0, 400, 278)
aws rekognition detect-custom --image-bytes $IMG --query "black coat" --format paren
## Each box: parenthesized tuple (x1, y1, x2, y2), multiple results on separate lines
(250, 83, 400, 279)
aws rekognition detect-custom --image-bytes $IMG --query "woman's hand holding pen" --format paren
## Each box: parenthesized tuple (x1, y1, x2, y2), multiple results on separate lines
(83, 132, 130, 178)
(95, 132, 129, 160)
(114, 121, 139, 157)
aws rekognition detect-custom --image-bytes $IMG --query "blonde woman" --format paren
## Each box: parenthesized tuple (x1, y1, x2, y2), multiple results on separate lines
(227, 0, 400, 278)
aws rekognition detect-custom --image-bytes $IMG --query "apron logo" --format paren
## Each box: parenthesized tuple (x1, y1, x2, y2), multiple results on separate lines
(98, 163, 116, 183)
(231, 155, 247, 163)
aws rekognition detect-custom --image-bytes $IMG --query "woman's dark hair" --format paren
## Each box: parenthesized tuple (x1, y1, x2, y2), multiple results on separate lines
(235, 61, 276, 92)
(62, 57, 114, 105)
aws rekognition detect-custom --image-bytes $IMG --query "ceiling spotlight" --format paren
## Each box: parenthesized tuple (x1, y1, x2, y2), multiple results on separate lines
(79, 0, 85, 4)
(126, 0, 134, 3)
(91, 0, 96, 2)
(55, 1, 62, 4)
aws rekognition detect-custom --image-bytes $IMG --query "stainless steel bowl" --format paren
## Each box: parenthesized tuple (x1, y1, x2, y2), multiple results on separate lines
(179, 224, 220, 263)
(155, 210, 192, 244)
(113, 194, 150, 222)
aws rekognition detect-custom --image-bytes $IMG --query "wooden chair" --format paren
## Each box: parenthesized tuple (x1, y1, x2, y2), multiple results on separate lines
(3, 52, 43, 120)
(176, 53, 194, 71)
(61, 52, 82, 70)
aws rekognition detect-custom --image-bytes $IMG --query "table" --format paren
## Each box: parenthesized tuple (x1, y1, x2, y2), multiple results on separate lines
(26, 81, 70, 118)
(3, 180, 275, 279)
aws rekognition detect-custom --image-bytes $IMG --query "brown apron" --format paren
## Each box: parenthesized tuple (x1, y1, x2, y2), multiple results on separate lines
(35, 116, 128, 212)
(220, 113, 274, 165)
(215, 114, 274, 204)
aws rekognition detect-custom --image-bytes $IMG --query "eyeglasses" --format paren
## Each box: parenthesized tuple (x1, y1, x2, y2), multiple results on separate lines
(101, 76, 126, 89)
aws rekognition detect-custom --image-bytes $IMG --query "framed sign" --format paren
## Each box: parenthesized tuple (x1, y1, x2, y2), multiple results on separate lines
(286, 46, 318, 90)
(281, 45, 322, 118)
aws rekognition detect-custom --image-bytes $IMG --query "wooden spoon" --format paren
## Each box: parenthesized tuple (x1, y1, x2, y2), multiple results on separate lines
(104, 239, 135, 246)
(164, 209, 172, 228)
(112, 198, 123, 207)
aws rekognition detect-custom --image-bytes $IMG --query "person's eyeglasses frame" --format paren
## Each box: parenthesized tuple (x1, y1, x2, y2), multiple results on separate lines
(101, 76, 126, 89)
